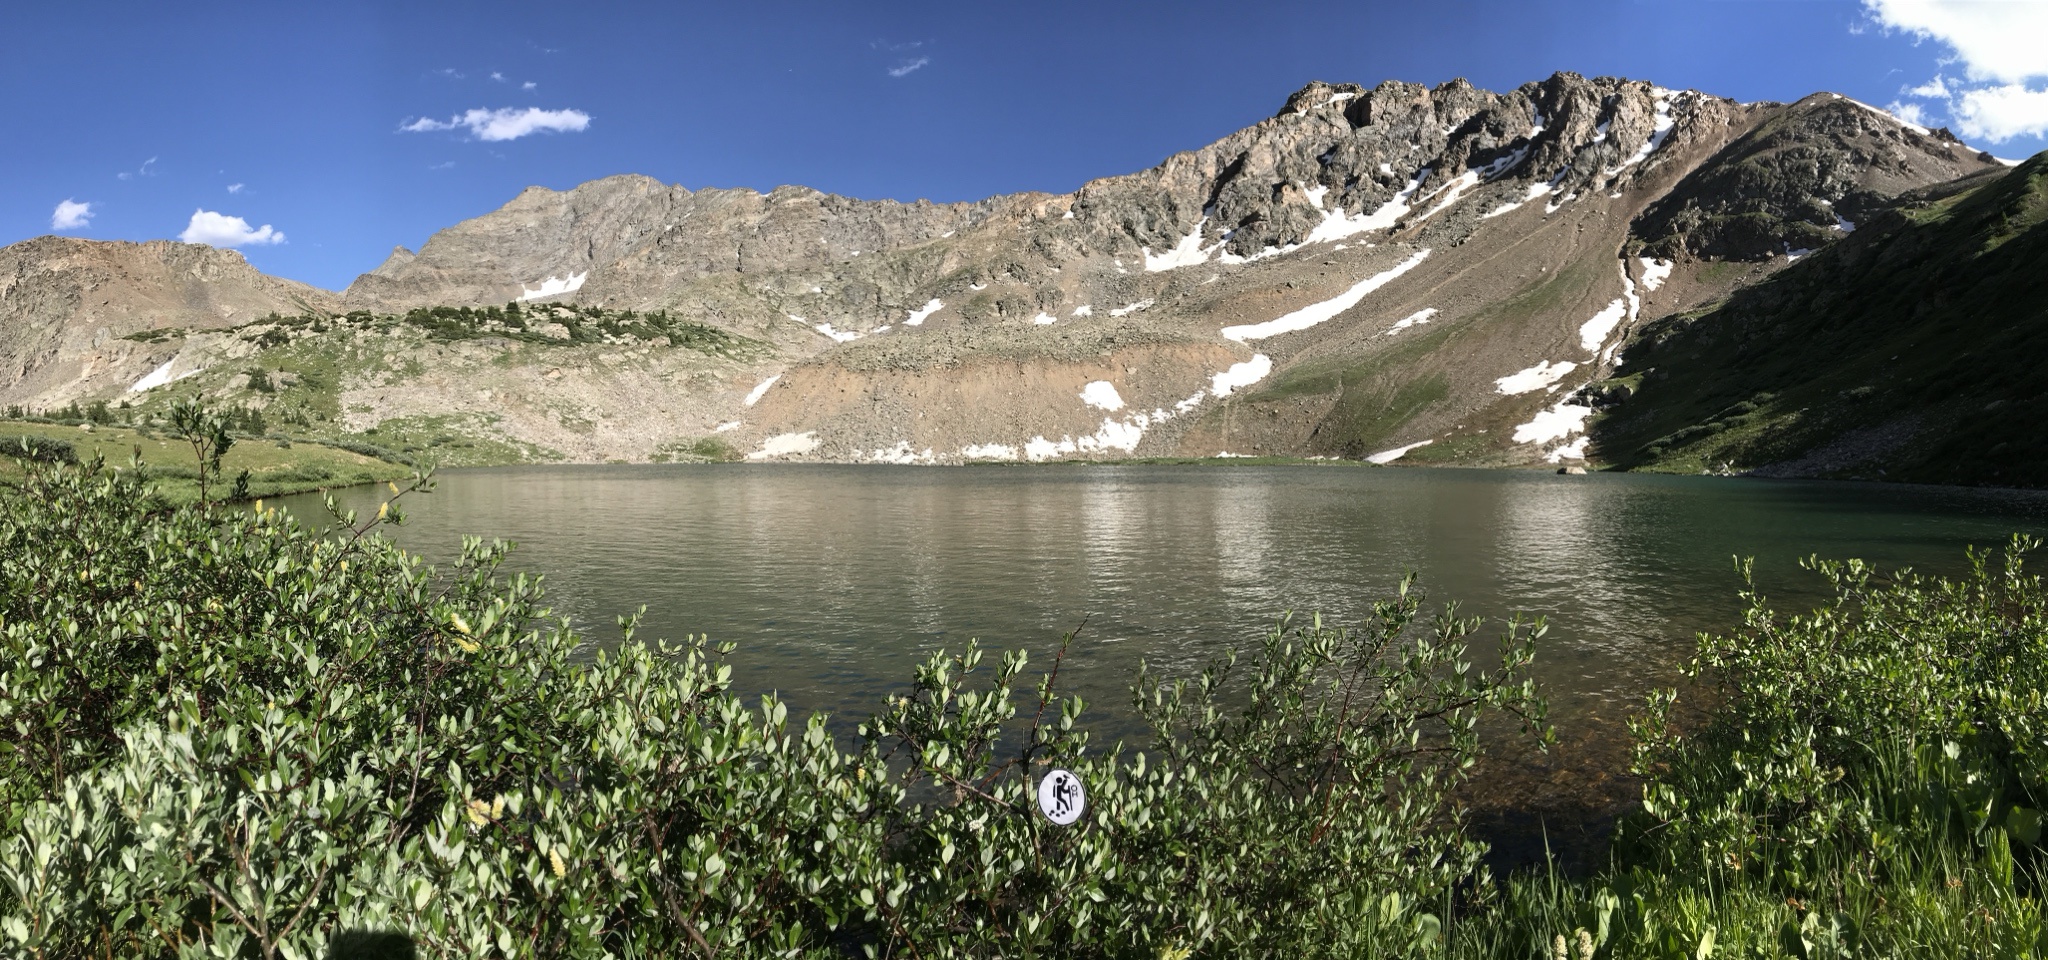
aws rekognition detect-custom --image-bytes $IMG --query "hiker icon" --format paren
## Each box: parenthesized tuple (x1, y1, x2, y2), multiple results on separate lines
(1036, 768, 1086, 826)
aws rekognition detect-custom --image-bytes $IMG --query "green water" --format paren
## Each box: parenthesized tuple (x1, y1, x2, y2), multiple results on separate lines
(284, 464, 2048, 843)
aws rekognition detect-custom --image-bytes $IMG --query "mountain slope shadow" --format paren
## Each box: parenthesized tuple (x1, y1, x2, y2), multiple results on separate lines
(1589, 152, 2048, 486)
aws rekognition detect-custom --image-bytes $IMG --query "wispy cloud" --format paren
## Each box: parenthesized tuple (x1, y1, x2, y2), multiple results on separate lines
(438, 67, 466, 80)
(51, 200, 94, 231)
(522, 81, 537, 91)
(430, 160, 457, 170)
(401, 106, 591, 141)
(177, 209, 285, 247)
(227, 183, 245, 194)
(491, 71, 506, 82)
(116, 156, 158, 181)
(1864, 0, 2048, 142)
(888, 56, 930, 78)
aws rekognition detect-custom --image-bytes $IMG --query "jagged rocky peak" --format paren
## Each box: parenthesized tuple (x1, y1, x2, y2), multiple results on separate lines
(1071, 73, 1732, 266)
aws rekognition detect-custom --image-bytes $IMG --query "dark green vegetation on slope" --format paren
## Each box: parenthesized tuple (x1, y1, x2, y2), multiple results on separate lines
(1, 450, 2045, 957)
(1594, 153, 2048, 486)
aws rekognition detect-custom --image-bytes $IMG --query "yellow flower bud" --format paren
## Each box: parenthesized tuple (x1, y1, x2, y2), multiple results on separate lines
(550, 849, 567, 879)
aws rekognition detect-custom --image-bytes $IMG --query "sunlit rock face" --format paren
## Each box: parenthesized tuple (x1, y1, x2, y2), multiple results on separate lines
(1, 73, 2002, 466)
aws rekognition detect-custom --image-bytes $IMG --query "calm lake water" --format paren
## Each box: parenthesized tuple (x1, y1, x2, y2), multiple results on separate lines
(282, 464, 2048, 857)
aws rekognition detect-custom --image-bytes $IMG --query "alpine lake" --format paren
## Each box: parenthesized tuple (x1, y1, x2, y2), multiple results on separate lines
(281, 463, 2048, 869)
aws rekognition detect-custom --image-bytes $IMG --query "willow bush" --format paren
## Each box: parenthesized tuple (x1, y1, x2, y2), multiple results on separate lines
(1448, 540, 2048, 959)
(0, 450, 1548, 959)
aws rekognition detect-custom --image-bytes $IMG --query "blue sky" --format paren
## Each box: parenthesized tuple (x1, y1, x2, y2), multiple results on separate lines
(8, 0, 2045, 291)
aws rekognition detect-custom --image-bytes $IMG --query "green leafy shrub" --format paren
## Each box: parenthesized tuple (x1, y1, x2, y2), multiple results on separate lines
(0, 456, 1545, 958)
(1603, 540, 2048, 954)
(0, 436, 76, 465)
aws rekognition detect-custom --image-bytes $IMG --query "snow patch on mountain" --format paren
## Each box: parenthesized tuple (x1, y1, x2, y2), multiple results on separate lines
(516, 271, 587, 302)
(1496, 360, 1579, 395)
(1512, 400, 1594, 445)
(1367, 439, 1435, 464)
(1638, 257, 1674, 292)
(1210, 354, 1273, 396)
(1079, 381, 1125, 411)
(748, 431, 819, 460)
(1387, 308, 1439, 334)
(1220, 249, 1431, 342)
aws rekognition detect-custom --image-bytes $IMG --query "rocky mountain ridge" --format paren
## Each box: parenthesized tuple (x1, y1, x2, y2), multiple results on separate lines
(0, 72, 2017, 476)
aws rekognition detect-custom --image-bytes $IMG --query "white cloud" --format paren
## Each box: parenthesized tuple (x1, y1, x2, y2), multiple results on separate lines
(429, 160, 456, 170)
(227, 182, 245, 194)
(438, 67, 465, 79)
(51, 199, 94, 231)
(401, 106, 591, 141)
(888, 57, 929, 78)
(1888, 100, 1935, 128)
(1864, 2, 2048, 143)
(1862, 1, 2048, 84)
(490, 71, 506, 82)
(177, 209, 285, 247)
(1951, 83, 2048, 140)
(522, 80, 537, 90)
(1906, 75, 1950, 98)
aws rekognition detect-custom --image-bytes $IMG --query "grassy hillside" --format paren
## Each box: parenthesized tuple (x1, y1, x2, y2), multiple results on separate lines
(67, 302, 772, 467)
(0, 420, 409, 502)
(1593, 152, 2048, 486)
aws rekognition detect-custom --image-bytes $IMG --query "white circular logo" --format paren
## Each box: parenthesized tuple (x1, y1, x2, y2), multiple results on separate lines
(1036, 768, 1086, 826)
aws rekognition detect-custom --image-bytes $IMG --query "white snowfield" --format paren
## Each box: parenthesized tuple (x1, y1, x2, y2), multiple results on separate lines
(903, 299, 944, 326)
(1579, 300, 1628, 354)
(959, 443, 1020, 460)
(1032, 312, 1058, 325)
(1547, 436, 1589, 463)
(866, 440, 935, 464)
(1209, 354, 1272, 396)
(1387, 308, 1438, 334)
(1366, 439, 1434, 464)
(1496, 359, 1578, 395)
(743, 375, 780, 407)
(516, 271, 587, 302)
(128, 359, 185, 393)
(1109, 299, 1155, 317)
(1512, 400, 1594, 445)
(1142, 220, 1215, 271)
(813, 322, 861, 343)
(1220, 249, 1432, 342)
(1637, 257, 1674, 292)
(1300, 169, 1430, 246)
(1143, 170, 1433, 272)
(747, 432, 819, 460)
(1079, 381, 1125, 411)
(954, 352, 1274, 464)
(1608, 98, 1676, 176)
